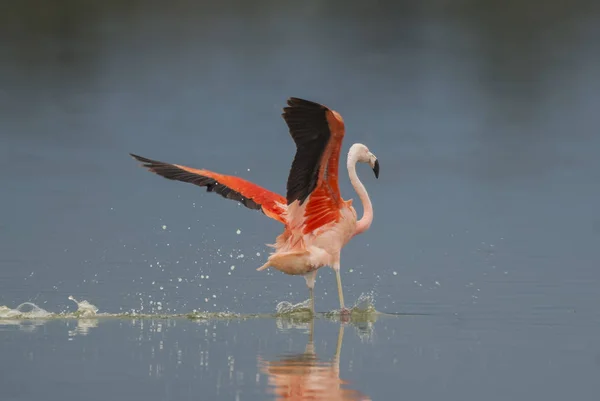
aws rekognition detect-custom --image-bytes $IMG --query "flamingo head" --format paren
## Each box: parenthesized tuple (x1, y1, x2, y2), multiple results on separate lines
(350, 143, 379, 179)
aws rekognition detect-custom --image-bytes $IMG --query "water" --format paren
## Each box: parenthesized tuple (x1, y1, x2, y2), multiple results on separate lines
(1, 310, 597, 400)
(1, 0, 600, 399)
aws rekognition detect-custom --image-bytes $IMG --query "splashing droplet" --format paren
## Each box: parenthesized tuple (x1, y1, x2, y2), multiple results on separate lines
(68, 296, 99, 317)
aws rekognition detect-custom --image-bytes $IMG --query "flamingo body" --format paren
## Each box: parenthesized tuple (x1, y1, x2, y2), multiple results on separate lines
(259, 204, 357, 276)
(131, 97, 378, 313)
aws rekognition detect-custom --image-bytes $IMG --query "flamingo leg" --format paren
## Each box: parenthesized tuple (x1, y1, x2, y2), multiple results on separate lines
(333, 260, 349, 315)
(304, 271, 317, 315)
(335, 268, 345, 311)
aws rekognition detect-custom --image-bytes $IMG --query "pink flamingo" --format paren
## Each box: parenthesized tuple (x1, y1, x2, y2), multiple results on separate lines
(130, 97, 378, 314)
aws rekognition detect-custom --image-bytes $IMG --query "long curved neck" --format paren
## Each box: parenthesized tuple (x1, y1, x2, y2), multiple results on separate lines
(347, 150, 373, 236)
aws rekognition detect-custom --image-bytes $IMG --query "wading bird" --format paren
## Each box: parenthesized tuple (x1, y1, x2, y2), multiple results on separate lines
(130, 97, 378, 315)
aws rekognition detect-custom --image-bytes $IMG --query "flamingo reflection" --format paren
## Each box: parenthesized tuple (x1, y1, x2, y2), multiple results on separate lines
(259, 320, 370, 400)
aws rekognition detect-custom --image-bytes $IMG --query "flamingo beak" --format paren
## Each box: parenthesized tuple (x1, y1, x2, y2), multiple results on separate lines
(373, 159, 379, 179)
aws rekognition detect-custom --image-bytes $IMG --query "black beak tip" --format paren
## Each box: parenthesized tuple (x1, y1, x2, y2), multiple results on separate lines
(373, 159, 379, 179)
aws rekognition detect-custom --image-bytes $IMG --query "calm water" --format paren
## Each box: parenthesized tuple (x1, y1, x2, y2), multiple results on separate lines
(1, 0, 600, 400)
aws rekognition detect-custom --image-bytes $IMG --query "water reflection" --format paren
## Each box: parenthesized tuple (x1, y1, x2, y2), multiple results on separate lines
(68, 318, 99, 337)
(259, 320, 370, 401)
(0, 316, 100, 336)
(0, 318, 47, 333)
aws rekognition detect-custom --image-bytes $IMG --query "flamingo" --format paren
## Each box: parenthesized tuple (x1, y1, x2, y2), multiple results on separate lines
(258, 320, 371, 400)
(130, 97, 378, 315)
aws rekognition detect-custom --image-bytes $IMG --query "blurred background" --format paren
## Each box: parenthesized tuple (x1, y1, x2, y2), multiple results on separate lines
(1, 0, 599, 318)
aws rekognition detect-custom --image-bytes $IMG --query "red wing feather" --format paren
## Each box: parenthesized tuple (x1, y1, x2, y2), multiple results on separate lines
(303, 109, 346, 234)
(130, 154, 286, 224)
(281, 98, 346, 234)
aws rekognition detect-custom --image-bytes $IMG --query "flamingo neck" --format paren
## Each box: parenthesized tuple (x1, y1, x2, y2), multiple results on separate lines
(347, 149, 373, 236)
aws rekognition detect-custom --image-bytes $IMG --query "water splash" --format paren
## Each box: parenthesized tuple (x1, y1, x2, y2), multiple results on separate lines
(320, 292, 378, 341)
(68, 295, 99, 317)
(351, 292, 377, 313)
(275, 299, 312, 315)
(275, 293, 378, 317)
(0, 302, 52, 319)
(0, 292, 383, 326)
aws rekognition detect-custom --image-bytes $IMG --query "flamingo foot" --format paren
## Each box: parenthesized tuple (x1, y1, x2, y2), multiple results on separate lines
(339, 307, 351, 323)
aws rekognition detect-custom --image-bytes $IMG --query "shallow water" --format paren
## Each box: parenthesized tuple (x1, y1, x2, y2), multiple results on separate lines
(2, 310, 599, 401)
(2, 0, 600, 400)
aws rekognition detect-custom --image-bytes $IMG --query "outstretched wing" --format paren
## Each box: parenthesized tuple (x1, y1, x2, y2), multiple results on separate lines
(282, 97, 346, 234)
(130, 154, 286, 224)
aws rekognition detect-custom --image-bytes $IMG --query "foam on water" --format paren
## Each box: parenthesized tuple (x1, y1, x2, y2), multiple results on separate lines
(0, 292, 381, 324)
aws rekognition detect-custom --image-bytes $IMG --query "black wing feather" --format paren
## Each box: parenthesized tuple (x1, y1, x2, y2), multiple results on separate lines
(282, 97, 331, 205)
(129, 153, 262, 211)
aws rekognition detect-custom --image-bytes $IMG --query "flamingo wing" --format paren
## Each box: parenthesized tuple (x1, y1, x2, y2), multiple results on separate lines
(130, 154, 286, 224)
(282, 97, 346, 234)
